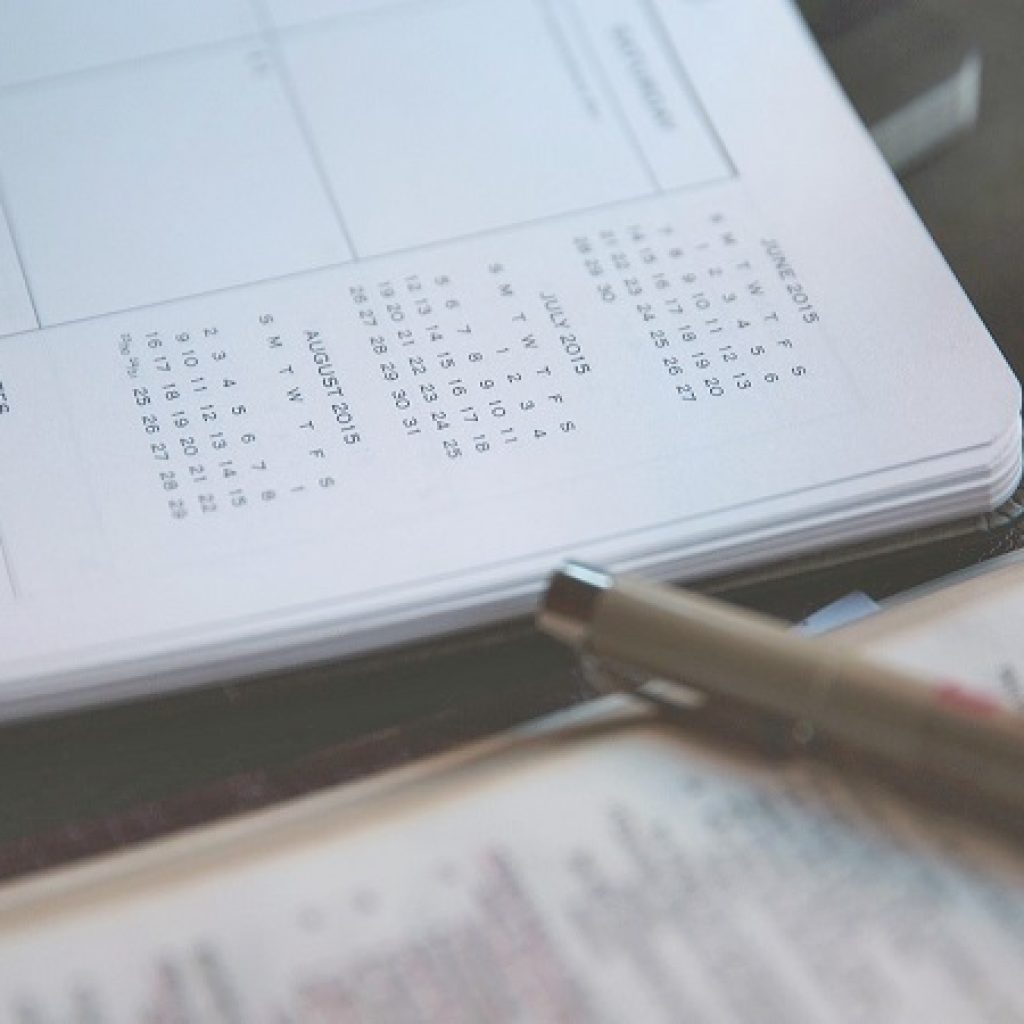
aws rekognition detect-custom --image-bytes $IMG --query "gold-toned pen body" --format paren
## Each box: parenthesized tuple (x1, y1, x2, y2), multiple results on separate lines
(539, 564, 1024, 820)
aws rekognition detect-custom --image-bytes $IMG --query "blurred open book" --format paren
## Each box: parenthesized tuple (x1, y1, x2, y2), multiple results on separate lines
(3, 556, 1024, 1019)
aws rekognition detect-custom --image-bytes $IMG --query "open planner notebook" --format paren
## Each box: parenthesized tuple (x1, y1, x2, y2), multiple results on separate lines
(0, 0, 1019, 717)
(3, 559, 1024, 1020)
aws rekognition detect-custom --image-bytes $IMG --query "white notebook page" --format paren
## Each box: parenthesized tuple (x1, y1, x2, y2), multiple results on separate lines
(0, 0, 1017, 709)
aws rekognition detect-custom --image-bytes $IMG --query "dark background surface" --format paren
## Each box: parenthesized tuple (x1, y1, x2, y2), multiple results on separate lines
(2, 1, 1023, 882)
(896, 0, 1024, 379)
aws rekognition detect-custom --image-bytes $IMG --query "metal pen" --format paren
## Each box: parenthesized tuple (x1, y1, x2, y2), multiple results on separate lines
(538, 562, 1024, 822)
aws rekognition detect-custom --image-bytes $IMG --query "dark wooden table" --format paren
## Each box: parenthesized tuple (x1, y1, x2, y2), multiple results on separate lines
(3, 0, 1023, 883)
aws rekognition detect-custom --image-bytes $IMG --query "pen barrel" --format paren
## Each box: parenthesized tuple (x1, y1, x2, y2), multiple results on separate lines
(590, 578, 1024, 816)
(590, 578, 838, 712)
(822, 663, 1024, 815)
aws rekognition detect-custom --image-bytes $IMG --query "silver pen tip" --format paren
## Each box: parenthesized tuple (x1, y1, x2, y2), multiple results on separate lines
(537, 562, 613, 648)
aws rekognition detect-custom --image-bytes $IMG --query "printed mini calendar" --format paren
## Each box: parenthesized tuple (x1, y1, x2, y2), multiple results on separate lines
(99, 193, 838, 539)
